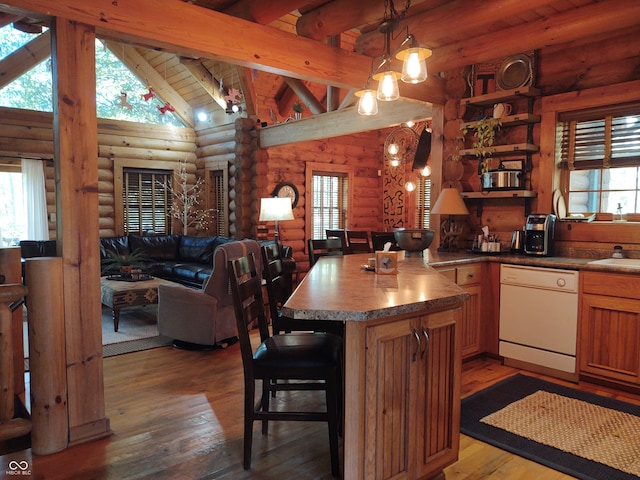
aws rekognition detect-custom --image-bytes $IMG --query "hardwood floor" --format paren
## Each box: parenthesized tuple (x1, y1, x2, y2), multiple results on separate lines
(4, 338, 640, 479)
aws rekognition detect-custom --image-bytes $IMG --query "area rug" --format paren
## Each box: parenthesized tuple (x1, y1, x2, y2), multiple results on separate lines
(461, 373, 640, 480)
(101, 305, 171, 357)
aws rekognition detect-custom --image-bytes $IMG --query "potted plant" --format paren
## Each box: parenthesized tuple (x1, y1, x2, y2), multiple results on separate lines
(292, 101, 305, 119)
(102, 249, 148, 277)
(454, 117, 501, 174)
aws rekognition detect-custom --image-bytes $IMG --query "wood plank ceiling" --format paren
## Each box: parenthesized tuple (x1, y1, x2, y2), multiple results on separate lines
(0, 0, 637, 128)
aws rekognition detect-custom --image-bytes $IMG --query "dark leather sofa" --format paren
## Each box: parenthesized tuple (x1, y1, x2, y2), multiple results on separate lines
(20, 235, 294, 290)
(99, 234, 294, 289)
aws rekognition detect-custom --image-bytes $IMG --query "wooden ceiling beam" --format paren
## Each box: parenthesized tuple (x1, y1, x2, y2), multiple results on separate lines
(356, 0, 559, 58)
(104, 41, 194, 127)
(235, 66, 256, 118)
(259, 97, 432, 148)
(282, 77, 325, 115)
(296, 0, 437, 40)
(0, 30, 50, 89)
(224, 0, 309, 24)
(0, 12, 22, 28)
(180, 58, 227, 110)
(3, 0, 372, 90)
(428, 0, 640, 73)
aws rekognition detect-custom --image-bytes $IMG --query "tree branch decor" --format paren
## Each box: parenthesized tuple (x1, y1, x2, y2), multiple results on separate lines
(164, 159, 217, 235)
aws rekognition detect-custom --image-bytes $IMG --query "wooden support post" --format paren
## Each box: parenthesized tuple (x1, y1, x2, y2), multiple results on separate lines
(0, 247, 26, 406)
(51, 18, 109, 445)
(0, 283, 26, 423)
(25, 258, 68, 454)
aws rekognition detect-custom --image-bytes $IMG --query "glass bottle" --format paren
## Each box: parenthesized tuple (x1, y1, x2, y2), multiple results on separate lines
(614, 203, 626, 222)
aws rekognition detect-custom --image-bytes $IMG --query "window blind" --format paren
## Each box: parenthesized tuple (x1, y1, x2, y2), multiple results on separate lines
(312, 173, 347, 239)
(416, 177, 431, 228)
(558, 102, 640, 170)
(123, 169, 171, 234)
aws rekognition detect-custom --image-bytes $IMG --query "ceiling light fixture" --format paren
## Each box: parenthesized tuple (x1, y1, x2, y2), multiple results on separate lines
(356, 0, 432, 116)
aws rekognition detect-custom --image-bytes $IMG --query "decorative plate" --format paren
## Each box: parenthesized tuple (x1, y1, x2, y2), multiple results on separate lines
(496, 53, 533, 90)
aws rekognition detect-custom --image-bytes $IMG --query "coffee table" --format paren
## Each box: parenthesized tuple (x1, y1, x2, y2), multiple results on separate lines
(100, 276, 178, 332)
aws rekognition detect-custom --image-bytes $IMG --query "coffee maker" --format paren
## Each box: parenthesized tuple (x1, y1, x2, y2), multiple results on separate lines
(524, 214, 556, 256)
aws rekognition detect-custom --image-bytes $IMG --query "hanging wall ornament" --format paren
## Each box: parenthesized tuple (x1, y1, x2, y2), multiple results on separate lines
(141, 86, 155, 101)
(118, 91, 133, 110)
(158, 102, 175, 115)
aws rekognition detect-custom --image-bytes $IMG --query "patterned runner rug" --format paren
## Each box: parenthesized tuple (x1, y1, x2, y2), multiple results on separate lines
(461, 374, 640, 480)
(101, 305, 171, 357)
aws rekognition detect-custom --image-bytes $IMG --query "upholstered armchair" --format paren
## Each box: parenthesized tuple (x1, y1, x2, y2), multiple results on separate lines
(157, 239, 263, 349)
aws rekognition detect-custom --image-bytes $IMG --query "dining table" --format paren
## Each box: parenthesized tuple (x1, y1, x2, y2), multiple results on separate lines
(281, 252, 469, 480)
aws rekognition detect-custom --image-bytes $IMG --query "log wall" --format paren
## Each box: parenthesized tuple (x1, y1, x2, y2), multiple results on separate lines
(441, 26, 640, 255)
(265, 130, 384, 268)
(0, 108, 197, 239)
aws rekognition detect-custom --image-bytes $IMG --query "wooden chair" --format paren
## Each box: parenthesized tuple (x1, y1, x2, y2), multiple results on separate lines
(371, 231, 402, 252)
(262, 243, 344, 337)
(346, 230, 372, 254)
(325, 229, 349, 254)
(308, 238, 344, 267)
(228, 253, 342, 477)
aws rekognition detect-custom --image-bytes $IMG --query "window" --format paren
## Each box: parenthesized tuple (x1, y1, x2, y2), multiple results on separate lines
(306, 163, 353, 240)
(205, 167, 227, 236)
(0, 167, 24, 245)
(558, 102, 640, 216)
(122, 168, 171, 234)
(311, 172, 348, 239)
(416, 177, 432, 228)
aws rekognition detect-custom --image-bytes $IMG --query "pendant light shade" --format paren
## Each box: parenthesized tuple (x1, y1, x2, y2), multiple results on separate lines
(373, 69, 400, 101)
(355, 88, 378, 116)
(396, 45, 431, 84)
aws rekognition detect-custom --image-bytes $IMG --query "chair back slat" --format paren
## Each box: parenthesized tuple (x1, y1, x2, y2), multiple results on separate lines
(308, 238, 344, 267)
(229, 253, 270, 376)
(325, 229, 349, 254)
(261, 244, 291, 333)
(346, 230, 371, 254)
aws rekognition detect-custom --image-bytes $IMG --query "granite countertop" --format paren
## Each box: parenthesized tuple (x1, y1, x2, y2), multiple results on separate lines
(281, 254, 468, 322)
(425, 249, 640, 274)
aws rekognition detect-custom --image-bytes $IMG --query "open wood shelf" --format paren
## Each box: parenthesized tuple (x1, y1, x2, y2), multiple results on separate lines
(460, 86, 541, 107)
(461, 112, 541, 129)
(458, 143, 539, 157)
(461, 190, 537, 199)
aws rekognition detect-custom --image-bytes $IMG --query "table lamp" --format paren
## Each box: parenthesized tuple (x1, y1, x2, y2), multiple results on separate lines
(431, 187, 469, 252)
(259, 197, 294, 243)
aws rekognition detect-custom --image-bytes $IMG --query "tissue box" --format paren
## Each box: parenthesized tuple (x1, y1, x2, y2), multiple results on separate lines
(375, 251, 398, 275)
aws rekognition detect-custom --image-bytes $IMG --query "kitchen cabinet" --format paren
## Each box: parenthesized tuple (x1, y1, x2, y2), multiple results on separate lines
(364, 307, 461, 480)
(579, 271, 640, 387)
(435, 263, 483, 359)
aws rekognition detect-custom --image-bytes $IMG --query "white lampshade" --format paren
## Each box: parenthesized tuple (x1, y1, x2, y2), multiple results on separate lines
(431, 188, 469, 215)
(355, 88, 378, 115)
(259, 197, 294, 222)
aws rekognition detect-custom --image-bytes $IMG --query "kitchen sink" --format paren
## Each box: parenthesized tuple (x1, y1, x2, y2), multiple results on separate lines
(588, 258, 640, 268)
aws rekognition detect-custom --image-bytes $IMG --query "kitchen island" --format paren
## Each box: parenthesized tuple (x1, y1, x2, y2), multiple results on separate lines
(281, 254, 469, 480)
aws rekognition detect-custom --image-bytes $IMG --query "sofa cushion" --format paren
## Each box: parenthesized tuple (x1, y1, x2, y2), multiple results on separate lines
(20, 240, 57, 258)
(100, 236, 130, 262)
(129, 234, 180, 261)
(178, 236, 218, 264)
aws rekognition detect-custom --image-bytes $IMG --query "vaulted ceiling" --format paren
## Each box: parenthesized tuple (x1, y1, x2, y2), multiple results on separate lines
(0, 0, 638, 129)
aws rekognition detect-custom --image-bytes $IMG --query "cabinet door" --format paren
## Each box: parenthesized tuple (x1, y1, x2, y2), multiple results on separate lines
(365, 318, 417, 480)
(415, 308, 462, 479)
(460, 284, 482, 359)
(580, 293, 640, 384)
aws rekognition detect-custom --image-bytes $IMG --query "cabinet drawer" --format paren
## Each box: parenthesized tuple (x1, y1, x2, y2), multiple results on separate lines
(456, 264, 481, 286)
(583, 271, 640, 299)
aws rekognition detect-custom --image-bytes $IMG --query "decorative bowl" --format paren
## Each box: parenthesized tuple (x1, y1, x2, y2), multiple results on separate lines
(393, 229, 434, 255)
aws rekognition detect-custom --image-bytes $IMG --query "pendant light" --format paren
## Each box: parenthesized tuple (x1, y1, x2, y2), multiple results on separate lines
(356, 0, 432, 116)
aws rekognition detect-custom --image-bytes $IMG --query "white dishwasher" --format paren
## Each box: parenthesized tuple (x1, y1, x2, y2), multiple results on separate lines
(499, 264, 579, 374)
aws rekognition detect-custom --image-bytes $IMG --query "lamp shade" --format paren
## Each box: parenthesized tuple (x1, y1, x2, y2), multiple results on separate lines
(355, 88, 378, 115)
(259, 197, 294, 222)
(431, 188, 469, 215)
